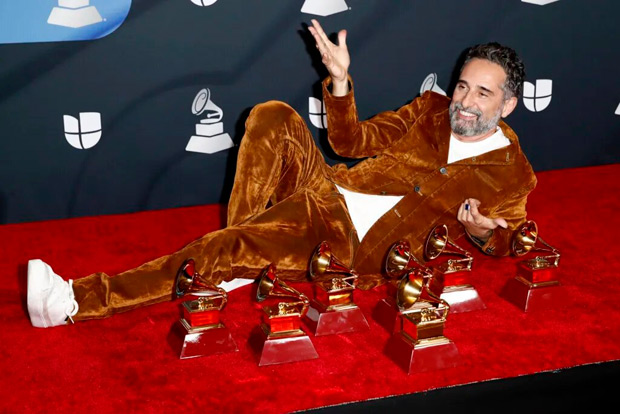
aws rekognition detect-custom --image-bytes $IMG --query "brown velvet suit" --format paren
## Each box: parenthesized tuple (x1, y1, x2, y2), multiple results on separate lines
(324, 79, 537, 276)
(72, 78, 536, 320)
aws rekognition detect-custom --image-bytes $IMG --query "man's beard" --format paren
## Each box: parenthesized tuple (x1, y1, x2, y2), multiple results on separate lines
(449, 102, 502, 137)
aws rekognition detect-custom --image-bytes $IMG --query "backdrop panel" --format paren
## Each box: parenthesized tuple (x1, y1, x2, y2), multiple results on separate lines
(0, 0, 618, 224)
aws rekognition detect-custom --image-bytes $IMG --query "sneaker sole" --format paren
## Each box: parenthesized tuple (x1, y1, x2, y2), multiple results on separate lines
(27, 259, 52, 328)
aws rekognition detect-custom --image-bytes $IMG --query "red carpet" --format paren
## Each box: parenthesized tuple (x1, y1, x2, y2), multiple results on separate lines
(1, 164, 619, 413)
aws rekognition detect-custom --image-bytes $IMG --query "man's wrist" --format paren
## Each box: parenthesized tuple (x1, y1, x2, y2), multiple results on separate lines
(330, 76, 350, 96)
(468, 229, 493, 246)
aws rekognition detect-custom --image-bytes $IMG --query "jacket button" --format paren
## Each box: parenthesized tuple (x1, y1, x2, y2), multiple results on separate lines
(439, 167, 447, 174)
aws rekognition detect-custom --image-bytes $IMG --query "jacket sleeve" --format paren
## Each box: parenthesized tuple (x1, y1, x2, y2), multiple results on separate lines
(322, 76, 431, 158)
(468, 173, 538, 256)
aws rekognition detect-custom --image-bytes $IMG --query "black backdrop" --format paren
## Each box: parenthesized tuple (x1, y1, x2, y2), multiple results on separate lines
(1, 0, 618, 224)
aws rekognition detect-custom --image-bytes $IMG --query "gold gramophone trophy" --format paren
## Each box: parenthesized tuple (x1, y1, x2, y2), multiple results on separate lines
(253, 264, 318, 366)
(305, 241, 369, 336)
(170, 258, 238, 359)
(424, 224, 485, 313)
(500, 220, 562, 312)
(384, 269, 459, 374)
(373, 240, 441, 333)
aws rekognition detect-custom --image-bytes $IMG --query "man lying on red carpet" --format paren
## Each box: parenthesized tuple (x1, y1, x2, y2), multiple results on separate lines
(27, 20, 536, 328)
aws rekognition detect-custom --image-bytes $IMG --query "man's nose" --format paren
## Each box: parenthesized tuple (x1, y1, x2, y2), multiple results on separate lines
(461, 91, 475, 109)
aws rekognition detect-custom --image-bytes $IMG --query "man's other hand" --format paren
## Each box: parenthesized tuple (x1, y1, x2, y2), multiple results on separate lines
(457, 198, 508, 242)
(308, 19, 350, 96)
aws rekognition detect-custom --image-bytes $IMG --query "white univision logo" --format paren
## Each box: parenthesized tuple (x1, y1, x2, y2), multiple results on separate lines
(186, 88, 234, 154)
(301, 0, 349, 17)
(521, 0, 561, 5)
(48, 0, 103, 29)
(63, 112, 102, 149)
(523, 79, 552, 112)
(190, 0, 218, 6)
(308, 97, 327, 129)
(420, 73, 446, 96)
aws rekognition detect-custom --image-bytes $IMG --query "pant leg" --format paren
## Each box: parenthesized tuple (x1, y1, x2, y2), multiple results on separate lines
(72, 101, 355, 320)
(227, 100, 334, 226)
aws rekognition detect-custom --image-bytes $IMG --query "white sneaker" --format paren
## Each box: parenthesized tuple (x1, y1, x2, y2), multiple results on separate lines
(27, 259, 79, 328)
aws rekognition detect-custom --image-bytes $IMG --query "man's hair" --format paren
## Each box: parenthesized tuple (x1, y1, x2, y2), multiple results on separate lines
(462, 42, 525, 99)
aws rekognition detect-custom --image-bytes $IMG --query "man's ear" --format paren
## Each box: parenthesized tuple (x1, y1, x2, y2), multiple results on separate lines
(501, 96, 518, 118)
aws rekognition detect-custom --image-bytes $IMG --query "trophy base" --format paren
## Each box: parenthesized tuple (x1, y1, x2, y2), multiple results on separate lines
(186, 133, 234, 154)
(169, 320, 238, 360)
(500, 276, 562, 312)
(372, 297, 400, 333)
(250, 326, 319, 366)
(305, 302, 369, 336)
(441, 285, 486, 313)
(385, 334, 460, 374)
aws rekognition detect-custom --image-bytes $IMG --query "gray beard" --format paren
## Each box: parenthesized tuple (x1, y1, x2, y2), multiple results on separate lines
(449, 102, 502, 137)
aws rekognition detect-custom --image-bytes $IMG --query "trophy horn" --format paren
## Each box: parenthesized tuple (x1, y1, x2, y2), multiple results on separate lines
(425, 225, 448, 260)
(396, 268, 446, 311)
(424, 224, 473, 272)
(256, 264, 310, 316)
(424, 224, 472, 260)
(309, 241, 357, 288)
(512, 220, 538, 256)
(174, 258, 227, 309)
(385, 240, 429, 279)
(511, 220, 560, 267)
(396, 269, 425, 311)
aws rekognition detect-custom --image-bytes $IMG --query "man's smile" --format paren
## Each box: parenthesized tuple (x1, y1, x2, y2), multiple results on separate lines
(457, 108, 479, 120)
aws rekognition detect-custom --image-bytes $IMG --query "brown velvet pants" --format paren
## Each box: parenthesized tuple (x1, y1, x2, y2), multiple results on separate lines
(72, 101, 356, 320)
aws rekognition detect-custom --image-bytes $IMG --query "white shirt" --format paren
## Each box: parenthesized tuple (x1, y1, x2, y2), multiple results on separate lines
(447, 127, 510, 164)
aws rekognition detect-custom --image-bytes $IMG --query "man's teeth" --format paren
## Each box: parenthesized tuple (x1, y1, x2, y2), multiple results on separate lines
(459, 109, 477, 117)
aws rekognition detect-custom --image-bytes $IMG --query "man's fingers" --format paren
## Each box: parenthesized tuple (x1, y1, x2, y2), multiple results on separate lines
(457, 200, 471, 224)
(459, 198, 507, 236)
(467, 199, 491, 227)
(467, 198, 486, 225)
(311, 19, 335, 50)
(310, 19, 325, 36)
(493, 217, 508, 229)
(337, 29, 347, 48)
(309, 20, 332, 54)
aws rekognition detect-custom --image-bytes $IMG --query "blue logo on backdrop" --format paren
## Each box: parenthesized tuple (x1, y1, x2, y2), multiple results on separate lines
(0, 0, 132, 44)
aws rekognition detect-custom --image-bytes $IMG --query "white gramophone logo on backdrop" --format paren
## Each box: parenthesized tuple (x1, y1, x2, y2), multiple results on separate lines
(189, 0, 218, 6)
(521, 0, 561, 5)
(186, 88, 234, 154)
(48, 0, 104, 28)
(420, 73, 446, 96)
(301, 0, 349, 17)
(523, 79, 552, 112)
(63, 112, 102, 149)
(309, 97, 328, 129)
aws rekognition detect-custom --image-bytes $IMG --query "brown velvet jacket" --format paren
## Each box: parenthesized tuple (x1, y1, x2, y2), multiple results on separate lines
(322, 78, 537, 281)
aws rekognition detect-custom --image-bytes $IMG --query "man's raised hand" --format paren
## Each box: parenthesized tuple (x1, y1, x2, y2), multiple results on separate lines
(308, 19, 350, 96)
(457, 198, 508, 242)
